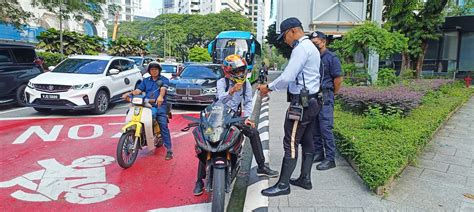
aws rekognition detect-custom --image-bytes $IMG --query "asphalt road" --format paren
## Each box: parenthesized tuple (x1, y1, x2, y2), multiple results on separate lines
(0, 71, 281, 119)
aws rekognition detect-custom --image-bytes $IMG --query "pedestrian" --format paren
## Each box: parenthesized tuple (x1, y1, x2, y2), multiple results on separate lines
(309, 31, 343, 170)
(193, 54, 279, 196)
(258, 17, 322, 197)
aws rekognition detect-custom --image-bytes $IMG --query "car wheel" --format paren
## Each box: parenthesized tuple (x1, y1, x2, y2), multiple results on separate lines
(93, 90, 109, 115)
(34, 107, 51, 113)
(15, 84, 27, 106)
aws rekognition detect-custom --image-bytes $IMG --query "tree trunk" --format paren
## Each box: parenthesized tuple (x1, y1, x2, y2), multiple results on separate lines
(400, 52, 412, 78)
(415, 42, 429, 79)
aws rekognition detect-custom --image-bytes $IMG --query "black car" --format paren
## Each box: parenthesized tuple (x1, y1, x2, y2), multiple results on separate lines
(0, 44, 42, 106)
(167, 64, 223, 106)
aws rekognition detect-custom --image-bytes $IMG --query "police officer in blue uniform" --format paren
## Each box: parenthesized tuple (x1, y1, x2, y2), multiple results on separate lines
(258, 17, 322, 197)
(122, 62, 173, 160)
(309, 31, 343, 170)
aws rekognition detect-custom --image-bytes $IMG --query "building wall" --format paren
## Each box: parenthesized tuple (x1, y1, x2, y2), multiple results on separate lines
(14, 0, 107, 40)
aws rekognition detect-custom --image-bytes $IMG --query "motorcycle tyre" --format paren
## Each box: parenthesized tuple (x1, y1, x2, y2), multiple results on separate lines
(211, 167, 225, 212)
(116, 130, 139, 169)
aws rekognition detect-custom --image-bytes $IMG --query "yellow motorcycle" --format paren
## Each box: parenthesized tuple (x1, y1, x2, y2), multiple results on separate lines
(116, 82, 164, 169)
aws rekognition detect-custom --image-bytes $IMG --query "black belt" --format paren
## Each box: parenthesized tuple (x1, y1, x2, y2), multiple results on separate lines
(288, 93, 318, 101)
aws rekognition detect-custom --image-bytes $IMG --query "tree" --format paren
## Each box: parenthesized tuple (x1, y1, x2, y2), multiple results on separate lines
(0, 1, 33, 29)
(36, 28, 105, 55)
(108, 37, 148, 56)
(383, 0, 449, 78)
(114, 9, 253, 60)
(446, 0, 474, 16)
(32, 0, 106, 23)
(265, 22, 292, 59)
(331, 22, 408, 69)
(188, 46, 212, 62)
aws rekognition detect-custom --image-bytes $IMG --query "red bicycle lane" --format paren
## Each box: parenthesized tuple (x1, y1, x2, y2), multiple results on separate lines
(0, 114, 208, 211)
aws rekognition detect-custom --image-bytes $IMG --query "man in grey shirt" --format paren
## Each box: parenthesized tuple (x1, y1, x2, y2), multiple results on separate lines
(259, 17, 322, 197)
(193, 54, 278, 196)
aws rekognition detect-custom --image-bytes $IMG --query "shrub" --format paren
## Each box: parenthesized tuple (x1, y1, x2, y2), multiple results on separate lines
(338, 79, 454, 115)
(334, 82, 474, 191)
(36, 51, 66, 68)
(376, 68, 399, 87)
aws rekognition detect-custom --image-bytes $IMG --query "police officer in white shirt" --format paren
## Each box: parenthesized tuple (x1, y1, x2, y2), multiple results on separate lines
(258, 17, 322, 197)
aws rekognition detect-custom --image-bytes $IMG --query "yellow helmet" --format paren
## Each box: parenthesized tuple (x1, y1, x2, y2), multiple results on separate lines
(222, 54, 247, 83)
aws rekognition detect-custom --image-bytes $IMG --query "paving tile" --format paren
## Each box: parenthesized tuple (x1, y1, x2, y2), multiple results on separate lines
(419, 169, 467, 188)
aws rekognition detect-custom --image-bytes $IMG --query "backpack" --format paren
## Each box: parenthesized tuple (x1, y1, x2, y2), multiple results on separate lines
(224, 78, 248, 116)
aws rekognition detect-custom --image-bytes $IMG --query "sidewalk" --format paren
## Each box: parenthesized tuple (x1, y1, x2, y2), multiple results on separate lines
(266, 92, 474, 211)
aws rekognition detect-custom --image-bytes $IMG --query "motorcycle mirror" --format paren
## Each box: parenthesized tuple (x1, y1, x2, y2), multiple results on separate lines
(156, 80, 164, 88)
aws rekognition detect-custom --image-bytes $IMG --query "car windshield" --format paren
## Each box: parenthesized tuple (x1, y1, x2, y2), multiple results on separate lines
(161, 64, 177, 73)
(52, 59, 108, 74)
(215, 38, 249, 63)
(129, 57, 143, 66)
(180, 65, 223, 79)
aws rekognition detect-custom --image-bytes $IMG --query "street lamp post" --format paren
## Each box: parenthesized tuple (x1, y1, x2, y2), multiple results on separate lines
(59, 0, 64, 55)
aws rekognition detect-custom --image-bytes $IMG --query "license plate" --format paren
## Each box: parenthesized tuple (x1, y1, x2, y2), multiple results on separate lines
(181, 96, 193, 100)
(41, 94, 59, 99)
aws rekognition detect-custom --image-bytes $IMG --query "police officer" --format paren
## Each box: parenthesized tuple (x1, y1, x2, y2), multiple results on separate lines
(258, 17, 322, 197)
(309, 31, 343, 170)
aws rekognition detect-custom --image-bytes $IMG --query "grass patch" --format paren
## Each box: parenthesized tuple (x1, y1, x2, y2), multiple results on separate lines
(334, 82, 474, 191)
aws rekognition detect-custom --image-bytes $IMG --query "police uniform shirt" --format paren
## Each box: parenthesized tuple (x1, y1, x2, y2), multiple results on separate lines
(137, 75, 170, 106)
(268, 36, 321, 94)
(216, 78, 253, 117)
(320, 50, 342, 90)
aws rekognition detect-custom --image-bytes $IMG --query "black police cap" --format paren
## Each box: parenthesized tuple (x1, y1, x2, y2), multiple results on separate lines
(277, 17, 303, 41)
(309, 31, 327, 40)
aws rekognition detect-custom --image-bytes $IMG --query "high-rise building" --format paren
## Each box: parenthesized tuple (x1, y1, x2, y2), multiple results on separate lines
(163, 0, 177, 14)
(105, 0, 160, 24)
(246, 0, 271, 42)
(176, 0, 201, 14)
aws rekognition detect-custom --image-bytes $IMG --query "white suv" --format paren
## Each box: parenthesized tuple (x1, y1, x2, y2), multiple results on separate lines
(25, 55, 143, 114)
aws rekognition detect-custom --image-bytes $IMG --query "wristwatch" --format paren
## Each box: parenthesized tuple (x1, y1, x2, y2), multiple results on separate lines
(267, 84, 272, 91)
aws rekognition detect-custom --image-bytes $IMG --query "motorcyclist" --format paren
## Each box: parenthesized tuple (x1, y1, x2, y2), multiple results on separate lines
(121, 62, 173, 160)
(193, 54, 279, 196)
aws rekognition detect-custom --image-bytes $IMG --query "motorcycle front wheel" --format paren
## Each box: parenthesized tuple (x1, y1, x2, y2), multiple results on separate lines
(116, 130, 139, 168)
(211, 167, 226, 212)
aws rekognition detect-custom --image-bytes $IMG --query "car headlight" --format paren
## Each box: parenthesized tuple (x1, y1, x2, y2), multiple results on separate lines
(72, 83, 94, 90)
(167, 87, 176, 93)
(202, 87, 217, 94)
(27, 81, 34, 89)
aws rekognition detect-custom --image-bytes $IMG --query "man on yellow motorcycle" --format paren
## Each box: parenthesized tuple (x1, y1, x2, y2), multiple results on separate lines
(122, 62, 173, 160)
(193, 54, 279, 196)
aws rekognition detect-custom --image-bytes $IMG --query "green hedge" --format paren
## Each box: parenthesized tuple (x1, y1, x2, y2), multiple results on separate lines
(36, 52, 66, 68)
(334, 82, 474, 191)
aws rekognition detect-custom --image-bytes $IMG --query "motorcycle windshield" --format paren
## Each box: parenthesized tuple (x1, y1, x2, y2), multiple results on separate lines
(201, 102, 234, 143)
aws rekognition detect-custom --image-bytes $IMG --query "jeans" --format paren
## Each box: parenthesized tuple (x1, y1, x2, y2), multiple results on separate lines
(152, 104, 171, 151)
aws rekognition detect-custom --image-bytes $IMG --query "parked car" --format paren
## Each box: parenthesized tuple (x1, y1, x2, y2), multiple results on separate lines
(167, 64, 222, 106)
(142, 62, 181, 80)
(0, 43, 43, 106)
(25, 55, 143, 114)
(128, 56, 155, 74)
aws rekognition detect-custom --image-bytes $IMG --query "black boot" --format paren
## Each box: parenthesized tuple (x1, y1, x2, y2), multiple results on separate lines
(290, 152, 314, 190)
(193, 161, 206, 196)
(261, 157, 297, 197)
(312, 152, 325, 163)
(316, 160, 336, 171)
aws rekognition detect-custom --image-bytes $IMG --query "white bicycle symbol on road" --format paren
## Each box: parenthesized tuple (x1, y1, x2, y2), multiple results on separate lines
(0, 155, 120, 204)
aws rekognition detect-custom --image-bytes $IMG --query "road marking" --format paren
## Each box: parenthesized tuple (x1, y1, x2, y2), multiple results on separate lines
(0, 107, 29, 115)
(0, 111, 200, 121)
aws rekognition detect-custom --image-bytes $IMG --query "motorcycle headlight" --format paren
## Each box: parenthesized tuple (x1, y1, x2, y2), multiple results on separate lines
(72, 83, 93, 90)
(204, 127, 223, 143)
(132, 97, 144, 105)
(27, 81, 34, 89)
(167, 86, 176, 93)
(202, 87, 217, 94)
(134, 107, 141, 115)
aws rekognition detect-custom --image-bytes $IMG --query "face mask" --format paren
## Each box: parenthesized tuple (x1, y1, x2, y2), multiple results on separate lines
(291, 40, 299, 48)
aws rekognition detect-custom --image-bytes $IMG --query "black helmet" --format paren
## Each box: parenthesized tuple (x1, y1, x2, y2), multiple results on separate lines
(147, 61, 162, 73)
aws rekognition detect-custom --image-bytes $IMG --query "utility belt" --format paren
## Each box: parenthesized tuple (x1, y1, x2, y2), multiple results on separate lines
(287, 93, 322, 121)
